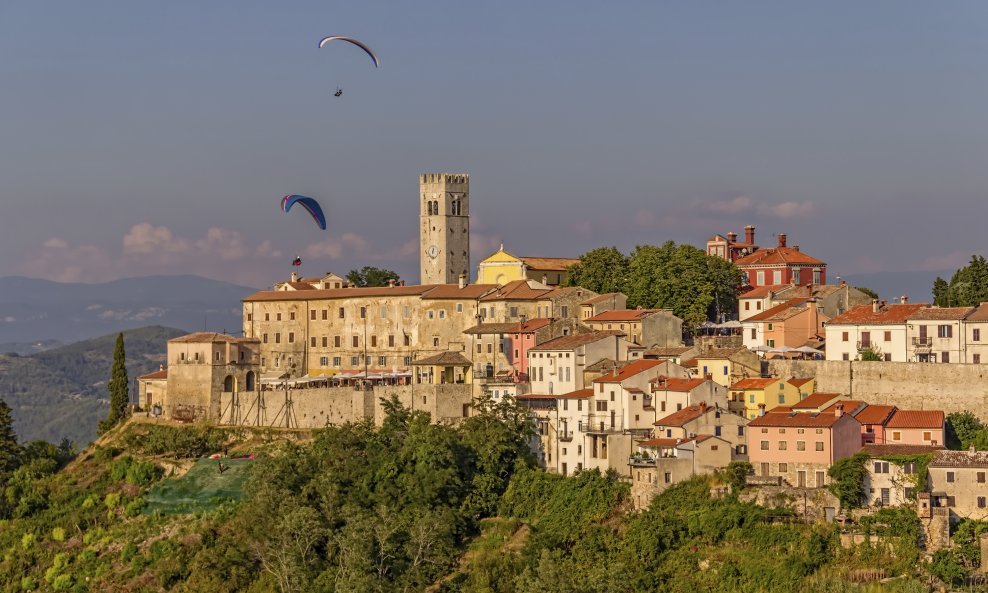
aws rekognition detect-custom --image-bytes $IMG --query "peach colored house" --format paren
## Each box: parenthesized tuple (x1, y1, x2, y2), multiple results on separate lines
(742, 298, 829, 351)
(885, 410, 945, 447)
(853, 404, 897, 445)
(748, 406, 863, 488)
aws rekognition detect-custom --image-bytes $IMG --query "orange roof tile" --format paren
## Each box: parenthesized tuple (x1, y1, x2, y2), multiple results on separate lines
(463, 318, 553, 334)
(788, 378, 814, 388)
(735, 246, 825, 266)
(965, 302, 988, 322)
(821, 400, 867, 415)
(748, 411, 855, 428)
(594, 359, 664, 383)
(557, 388, 594, 399)
(791, 392, 842, 410)
(885, 410, 944, 429)
(581, 292, 622, 305)
(827, 303, 928, 325)
(585, 309, 670, 323)
(654, 403, 716, 427)
(519, 256, 581, 271)
(862, 444, 944, 457)
(853, 404, 897, 425)
(139, 369, 168, 380)
(653, 377, 708, 392)
(529, 330, 624, 351)
(746, 298, 811, 323)
(730, 377, 778, 390)
(479, 280, 554, 301)
(906, 306, 973, 321)
(740, 285, 787, 299)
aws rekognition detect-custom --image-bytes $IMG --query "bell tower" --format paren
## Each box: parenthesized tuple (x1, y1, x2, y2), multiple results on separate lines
(420, 173, 470, 285)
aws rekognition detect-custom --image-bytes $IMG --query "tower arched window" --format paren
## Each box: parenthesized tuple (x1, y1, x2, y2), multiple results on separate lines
(432, 200, 439, 215)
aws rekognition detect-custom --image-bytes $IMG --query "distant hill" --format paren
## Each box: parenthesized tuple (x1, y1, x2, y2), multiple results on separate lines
(0, 325, 186, 445)
(841, 269, 947, 304)
(0, 275, 256, 344)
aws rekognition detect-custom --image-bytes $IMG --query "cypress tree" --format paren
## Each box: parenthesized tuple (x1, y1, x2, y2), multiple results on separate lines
(0, 398, 20, 473)
(99, 333, 130, 434)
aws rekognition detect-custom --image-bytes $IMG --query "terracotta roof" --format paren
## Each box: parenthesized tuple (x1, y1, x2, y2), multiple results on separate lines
(748, 410, 854, 428)
(169, 332, 259, 344)
(791, 392, 842, 410)
(638, 435, 711, 448)
(680, 358, 698, 368)
(139, 369, 168, 380)
(965, 302, 988, 322)
(585, 309, 669, 323)
(529, 330, 624, 351)
(930, 450, 988, 468)
(730, 377, 779, 390)
(746, 298, 811, 323)
(539, 286, 589, 299)
(558, 388, 594, 399)
(422, 284, 501, 299)
(582, 292, 622, 305)
(885, 410, 944, 429)
(821, 400, 867, 415)
(788, 378, 814, 388)
(735, 246, 825, 266)
(861, 444, 944, 457)
(244, 285, 436, 302)
(652, 377, 708, 392)
(519, 256, 580, 271)
(647, 346, 693, 357)
(826, 303, 928, 325)
(584, 358, 632, 373)
(654, 403, 717, 427)
(463, 318, 553, 334)
(853, 404, 897, 425)
(741, 285, 787, 299)
(594, 359, 664, 383)
(479, 280, 553, 301)
(282, 281, 317, 290)
(695, 347, 749, 359)
(515, 393, 558, 401)
(906, 306, 973, 321)
(411, 352, 472, 366)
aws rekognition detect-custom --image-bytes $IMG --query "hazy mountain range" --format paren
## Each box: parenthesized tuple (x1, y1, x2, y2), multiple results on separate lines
(0, 275, 257, 344)
(840, 269, 943, 304)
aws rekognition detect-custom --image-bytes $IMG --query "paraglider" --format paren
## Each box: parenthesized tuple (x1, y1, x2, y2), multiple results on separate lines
(281, 195, 327, 230)
(317, 36, 380, 68)
(292, 256, 302, 268)
(334, 88, 343, 97)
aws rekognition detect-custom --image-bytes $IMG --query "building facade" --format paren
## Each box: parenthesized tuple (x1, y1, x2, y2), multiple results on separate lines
(420, 173, 470, 285)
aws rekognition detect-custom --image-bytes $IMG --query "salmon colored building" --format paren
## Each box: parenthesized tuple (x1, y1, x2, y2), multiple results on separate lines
(885, 410, 945, 447)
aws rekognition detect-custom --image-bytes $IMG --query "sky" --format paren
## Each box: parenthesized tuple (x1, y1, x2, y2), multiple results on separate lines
(2, 1, 987, 289)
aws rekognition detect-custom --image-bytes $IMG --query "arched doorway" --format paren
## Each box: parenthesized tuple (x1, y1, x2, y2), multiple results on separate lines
(245, 371, 255, 391)
(223, 375, 236, 392)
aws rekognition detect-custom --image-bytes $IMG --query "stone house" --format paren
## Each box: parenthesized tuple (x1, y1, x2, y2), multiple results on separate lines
(583, 308, 684, 348)
(824, 302, 928, 362)
(629, 435, 733, 510)
(693, 347, 760, 387)
(649, 377, 729, 416)
(527, 331, 631, 395)
(927, 449, 988, 522)
(861, 444, 942, 508)
(652, 402, 749, 460)
(579, 292, 628, 320)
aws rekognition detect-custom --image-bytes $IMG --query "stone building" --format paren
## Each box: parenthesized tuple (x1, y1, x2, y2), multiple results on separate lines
(420, 173, 470, 285)
(861, 444, 942, 508)
(629, 435, 733, 510)
(652, 402, 749, 460)
(583, 308, 684, 348)
(927, 449, 988, 522)
(476, 244, 580, 286)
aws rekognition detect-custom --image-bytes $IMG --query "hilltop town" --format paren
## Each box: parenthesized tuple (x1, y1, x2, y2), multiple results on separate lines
(133, 173, 988, 562)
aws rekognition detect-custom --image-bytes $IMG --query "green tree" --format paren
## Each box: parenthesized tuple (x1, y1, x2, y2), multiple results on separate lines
(720, 461, 752, 495)
(346, 266, 400, 287)
(828, 452, 867, 509)
(855, 286, 879, 300)
(932, 277, 949, 307)
(945, 411, 987, 450)
(98, 333, 129, 435)
(565, 246, 628, 294)
(859, 346, 884, 361)
(0, 398, 21, 474)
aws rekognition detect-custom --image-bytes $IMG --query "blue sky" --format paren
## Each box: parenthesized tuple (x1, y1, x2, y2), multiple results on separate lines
(2, 1, 987, 288)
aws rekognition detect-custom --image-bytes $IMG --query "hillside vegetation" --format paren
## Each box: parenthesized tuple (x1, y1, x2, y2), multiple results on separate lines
(0, 395, 948, 593)
(0, 326, 185, 445)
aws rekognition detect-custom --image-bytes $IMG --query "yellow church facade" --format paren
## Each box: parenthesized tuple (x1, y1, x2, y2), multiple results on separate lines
(477, 245, 579, 286)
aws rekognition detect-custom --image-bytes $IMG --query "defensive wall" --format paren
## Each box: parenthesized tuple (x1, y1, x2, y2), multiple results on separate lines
(766, 360, 988, 415)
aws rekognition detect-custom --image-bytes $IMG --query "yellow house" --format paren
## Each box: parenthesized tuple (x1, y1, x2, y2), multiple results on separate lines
(788, 377, 816, 400)
(729, 377, 802, 420)
(477, 245, 579, 286)
(693, 347, 760, 388)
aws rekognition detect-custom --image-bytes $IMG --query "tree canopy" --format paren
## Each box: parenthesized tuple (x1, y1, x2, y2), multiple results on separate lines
(98, 333, 129, 435)
(346, 266, 400, 288)
(567, 242, 744, 331)
(932, 255, 988, 307)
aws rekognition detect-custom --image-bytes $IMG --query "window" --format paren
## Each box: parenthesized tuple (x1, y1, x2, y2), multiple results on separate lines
(903, 462, 917, 474)
(263, 333, 268, 343)
(319, 356, 328, 366)
(439, 310, 446, 319)
(873, 462, 889, 474)
(750, 328, 756, 339)
(388, 335, 395, 347)
(288, 332, 295, 343)
(290, 312, 295, 321)
(664, 472, 671, 484)
(842, 332, 849, 342)
(975, 328, 982, 342)
(275, 333, 281, 344)
(322, 309, 328, 320)
(428, 311, 435, 319)
(509, 306, 518, 318)
(596, 401, 607, 412)
(978, 472, 986, 483)
(760, 441, 769, 450)
(433, 337, 440, 347)
(860, 331, 871, 347)
(371, 336, 378, 347)
(380, 305, 387, 318)
(923, 431, 931, 442)
(350, 356, 358, 365)
(778, 394, 785, 404)
(792, 269, 800, 284)
(979, 497, 987, 509)
(772, 270, 782, 284)
(311, 310, 317, 320)
(942, 352, 950, 363)
(487, 344, 492, 354)
(403, 356, 412, 365)
(815, 442, 824, 451)
(265, 313, 270, 321)
(884, 331, 892, 342)
(403, 306, 410, 318)
(561, 306, 569, 317)
(378, 356, 386, 366)
(333, 356, 341, 366)
(749, 394, 755, 403)
(311, 337, 317, 347)
(359, 307, 366, 319)
(738, 426, 745, 436)
(797, 441, 805, 451)
(938, 324, 953, 338)
(352, 336, 359, 347)
(892, 431, 901, 441)
(277, 313, 282, 321)
(975, 354, 982, 364)
(334, 336, 341, 347)
(322, 337, 328, 347)
(842, 353, 850, 361)
(338, 307, 345, 319)
(884, 353, 892, 361)
(456, 303, 463, 313)
(779, 463, 788, 473)
(946, 472, 955, 483)
(715, 426, 721, 436)
(247, 313, 253, 322)
(756, 271, 765, 285)
(404, 335, 411, 346)
(778, 441, 787, 450)
(768, 323, 774, 331)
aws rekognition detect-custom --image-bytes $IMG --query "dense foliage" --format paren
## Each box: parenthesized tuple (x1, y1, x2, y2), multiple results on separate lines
(98, 333, 130, 435)
(828, 453, 868, 509)
(931, 254, 988, 307)
(945, 411, 988, 450)
(566, 242, 744, 331)
(346, 266, 401, 288)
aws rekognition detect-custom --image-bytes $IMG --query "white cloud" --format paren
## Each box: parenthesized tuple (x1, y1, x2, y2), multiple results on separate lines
(765, 201, 815, 219)
(696, 196, 816, 220)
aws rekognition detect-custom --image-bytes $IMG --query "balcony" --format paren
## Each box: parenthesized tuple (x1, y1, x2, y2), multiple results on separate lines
(628, 455, 657, 467)
(912, 337, 933, 353)
(558, 429, 574, 442)
(579, 415, 625, 434)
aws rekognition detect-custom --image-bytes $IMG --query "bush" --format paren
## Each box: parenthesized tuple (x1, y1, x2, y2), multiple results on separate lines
(51, 574, 73, 591)
(104, 492, 121, 510)
(21, 532, 35, 549)
(51, 527, 66, 542)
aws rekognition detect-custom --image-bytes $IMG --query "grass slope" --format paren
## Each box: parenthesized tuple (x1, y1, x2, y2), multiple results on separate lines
(144, 457, 252, 515)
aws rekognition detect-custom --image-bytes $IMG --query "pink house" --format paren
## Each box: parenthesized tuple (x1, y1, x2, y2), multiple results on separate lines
(884, 410, 945, 447)
(747, 406, 862, 488)
(853, 404, 897, 445)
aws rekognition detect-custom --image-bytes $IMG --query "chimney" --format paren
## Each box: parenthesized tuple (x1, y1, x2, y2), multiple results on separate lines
(290, 271, 299, 282)
(542, 274, 548, 285)
(458, 273, 467, 289)
(699, 401, 707, 414)
(159, 364, 164, 371)
(840, 279, 847, 286)
(835, 404, 844, 418)
(744, 225, 756, 245)
(901, 294, 908, 304)
(387, 278, 397, 288)
(727, 231, 737, 243)
(872, 299, 879, 313)
(793, 245, 800, 252)
(758, 403, 766, 417)
(777, 233, 787, 248)
(400, 279, 405, 286)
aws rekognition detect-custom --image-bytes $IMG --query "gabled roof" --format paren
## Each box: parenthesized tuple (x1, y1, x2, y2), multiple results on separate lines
(516, 388, 594, 401)
(652, 377, 708, 392)
(695, 347, 749, 360)
(648, 346, 694, 357)
(169, 332, 259, 344)
(582, 292, 622, 305)
(585, 309, 672, 323)
(584, 358, 632, 373)
(788, 378, 814, 388)
(821, 400, 867, 415)
(463, 318, 553, 334)
(885, 410, 944, 429)
(519, 256, 581, 271)
(139, 368, 168, 380)
(930, 450, 988, 468)
(853, 404, 897, 425)
(529, 330, 624, 351)
(740, 285, 787, 299)
(411, 352, 472, 366)
(479, 280, 553, 301)
(746, 298, 811, 323)
(748, 410, 854, 428)
(735, 246, 825, 266)
(861, 444, 944, 457)
(965, 302, 988, 322)
(826, 303, 928, 325)
(422, 284, 501, 299)
(791, 392, 842, 410)
(593, 359, 664, 383)
(730, 377, 779, 390)
(906, 306, 973, 321)
(654, 403, 716, 427)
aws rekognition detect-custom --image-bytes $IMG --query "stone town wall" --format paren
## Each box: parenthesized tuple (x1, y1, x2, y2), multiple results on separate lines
(766, 360, 988, 416)
(740, 484, 839, 523)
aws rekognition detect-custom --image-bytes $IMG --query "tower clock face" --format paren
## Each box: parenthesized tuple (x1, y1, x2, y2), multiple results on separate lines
(428, 245, 439, 258)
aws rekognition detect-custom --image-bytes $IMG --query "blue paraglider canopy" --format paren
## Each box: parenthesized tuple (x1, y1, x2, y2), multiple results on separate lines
(281, 195, 327, 230)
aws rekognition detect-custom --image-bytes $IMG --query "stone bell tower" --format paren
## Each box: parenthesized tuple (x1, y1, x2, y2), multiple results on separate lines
(420, 173, 470, 285)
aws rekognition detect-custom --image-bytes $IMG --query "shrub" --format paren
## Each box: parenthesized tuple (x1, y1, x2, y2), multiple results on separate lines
(21, 532, 35, 549)
(20, 576, 36, 591)
(51, 527, 66, 542)
(51, 574, 73, 591)
(104, 492, 121, 510)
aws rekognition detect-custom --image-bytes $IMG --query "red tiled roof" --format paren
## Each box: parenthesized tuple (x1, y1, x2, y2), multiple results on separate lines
(853, 404, 897, 425)
(139, 369, 167, 380)
(821, 400, 867, 415)
(585, 309, 668, 323)
(463, 318, 553, 334)
(965, 302, 988, 322)
(653, 378, 707, 392)
(594, 359, 664, 383)
(741, 285, 787, 299)
(735, 246, 825, 266)
(648, 346, 693, 357)
(282, 281, 317, 290)
(529, 330, 624, 351)
(519, 256, 581, 271)
(638, 435, 710, 447)
(788, 378, 814, 388)
(558, 388, 594, 399)
(791, 392, 842, 410)
(826, 303, 928, 325)
(169, 332, 259, 344)
(885, 410, 944, 429)
(411, 352, 472, 366)
(930, 450, 988, 468)
(748, 410, 854, 428)
(654, 403, 715, 427)
(730, 377, 779, 390)
(746, 298, 811, 323)
(861, 444, 944, 457)
(581, 292, 621, 305)
(906, 306, 973, 321)
(479, 280, 554, 301)
(423, 284, 502, 299)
